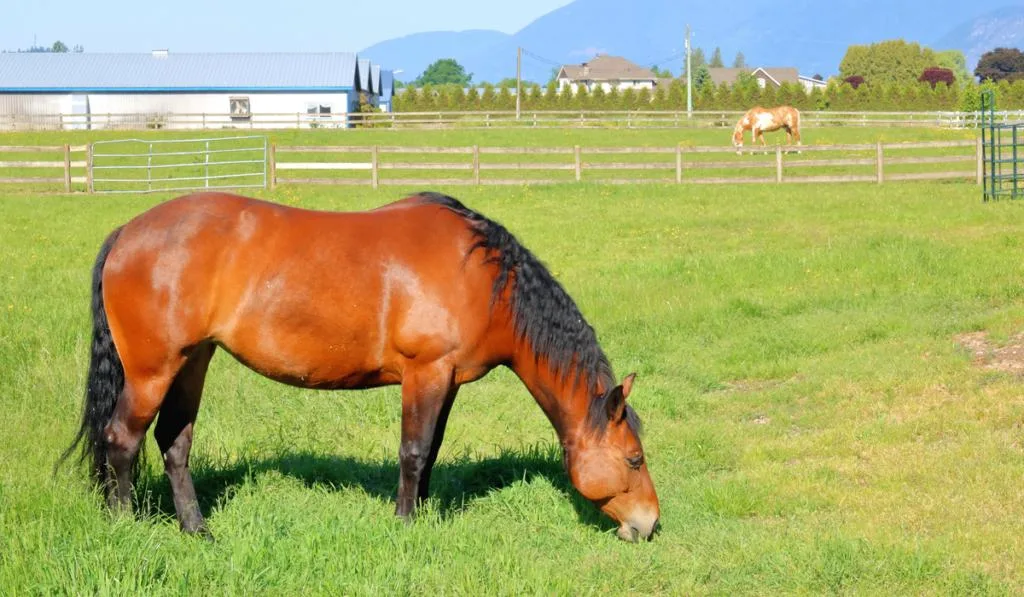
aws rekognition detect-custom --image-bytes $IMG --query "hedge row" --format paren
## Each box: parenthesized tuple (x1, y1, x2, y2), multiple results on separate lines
(393, 79, 1024, 113)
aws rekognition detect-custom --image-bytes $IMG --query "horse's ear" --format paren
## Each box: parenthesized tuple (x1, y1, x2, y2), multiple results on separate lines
(621, 372, 636, 399)
(606, 373, 636, 422)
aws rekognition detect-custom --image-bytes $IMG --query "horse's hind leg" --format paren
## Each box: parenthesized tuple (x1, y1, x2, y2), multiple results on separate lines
(104, 370, 178, 513)
(154, 342, 216, 537)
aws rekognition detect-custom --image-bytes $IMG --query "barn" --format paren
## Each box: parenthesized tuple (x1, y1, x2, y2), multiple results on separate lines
(0, 51, 395, 130)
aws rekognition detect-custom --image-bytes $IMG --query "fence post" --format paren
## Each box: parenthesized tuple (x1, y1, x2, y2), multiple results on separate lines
(876, 141, 884, 184)
(676, 145, 683, 184)
(63, 144, 72, 192)
(86, 143, 94, 193)
(473, 145, 480, 185)
(775, 146, 783, 183)
(371, 145, 379, 189)
(269, 142, 277, 191)
(976, 136, 984, 186)
(574, 145, 582, 182)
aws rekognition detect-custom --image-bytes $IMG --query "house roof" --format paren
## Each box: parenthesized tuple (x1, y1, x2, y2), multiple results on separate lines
(358, 59, 372, 93)
(380, 70, 395, 98)
(371, 64, 382, 96)
(0, 52, 360, 92)
(559, 54, 656, 82)
(708, 67, 800, 87)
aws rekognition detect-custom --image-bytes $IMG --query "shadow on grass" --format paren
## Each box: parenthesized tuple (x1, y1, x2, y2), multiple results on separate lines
(134, 443, 612, 533)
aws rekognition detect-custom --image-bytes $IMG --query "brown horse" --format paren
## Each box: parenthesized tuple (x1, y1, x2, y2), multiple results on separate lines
(732, 105, 802, 153)
(60, 191, 660, 542)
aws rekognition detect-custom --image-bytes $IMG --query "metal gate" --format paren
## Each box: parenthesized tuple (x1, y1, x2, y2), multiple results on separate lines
(90, 135, 267, 194)
(982, 90, 1023, 201)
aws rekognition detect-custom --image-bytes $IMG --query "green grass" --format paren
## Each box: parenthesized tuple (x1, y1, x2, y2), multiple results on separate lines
(2, 179, 1023, 595)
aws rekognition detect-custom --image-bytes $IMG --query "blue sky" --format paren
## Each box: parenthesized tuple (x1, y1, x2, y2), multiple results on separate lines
(4, 0, 573, 54)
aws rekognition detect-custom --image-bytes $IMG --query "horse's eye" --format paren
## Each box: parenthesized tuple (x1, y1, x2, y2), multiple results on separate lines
(626, 454, 644, 470)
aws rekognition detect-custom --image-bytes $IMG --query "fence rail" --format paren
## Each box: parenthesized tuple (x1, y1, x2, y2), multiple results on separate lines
(2, 110, 1023, 131)
(0, 139, 985, 192)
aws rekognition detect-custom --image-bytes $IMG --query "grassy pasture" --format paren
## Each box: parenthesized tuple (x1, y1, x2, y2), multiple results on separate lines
(1, 128, 1023, 594)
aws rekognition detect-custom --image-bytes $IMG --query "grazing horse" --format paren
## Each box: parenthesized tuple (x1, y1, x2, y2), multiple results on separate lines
(732, 105, 802, 153)
(60, 191, 660, 542)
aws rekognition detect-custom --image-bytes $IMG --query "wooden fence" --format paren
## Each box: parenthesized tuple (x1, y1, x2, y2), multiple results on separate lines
(0, 139, 983, 192)
(0, 144, 89, 191)
(271, 139, 984, 189)
(3, 110, 1023, 131)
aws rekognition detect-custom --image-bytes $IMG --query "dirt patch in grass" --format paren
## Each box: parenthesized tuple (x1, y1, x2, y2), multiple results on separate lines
(955, 331, 1024, 374)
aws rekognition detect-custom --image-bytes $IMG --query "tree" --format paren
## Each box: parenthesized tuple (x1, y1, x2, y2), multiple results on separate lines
(919, 67, 955, 89)
(844, 75, 865, 89)
(650, 65, 673, 78)
(936, 50, 970, 86)
(812, 74, 824, 81)
(709, 47, 724, 68)
(839, 40, 937, 85)
(732, 52, 747, 69)
(14, 40, 82, 53)
(694, 64, 712, 91)
(974, 48, 1024, 83)
(414, 59, 472, 86)
(684, 48, 706, 75)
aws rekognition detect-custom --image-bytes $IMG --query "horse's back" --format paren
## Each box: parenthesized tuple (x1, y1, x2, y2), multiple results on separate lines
(101, 192, 502, 389)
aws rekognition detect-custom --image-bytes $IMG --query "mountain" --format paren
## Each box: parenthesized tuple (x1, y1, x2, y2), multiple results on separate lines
(359, 30, 511, 83)
(934, 6, 1024, 70)
(362, 0, 1021, 84)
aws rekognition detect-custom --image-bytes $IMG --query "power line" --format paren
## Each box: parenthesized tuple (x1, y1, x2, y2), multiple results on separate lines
(521, 48, 563, 67)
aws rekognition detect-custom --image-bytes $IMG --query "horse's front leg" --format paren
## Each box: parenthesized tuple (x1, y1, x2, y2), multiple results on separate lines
(395, 361, 457, 520)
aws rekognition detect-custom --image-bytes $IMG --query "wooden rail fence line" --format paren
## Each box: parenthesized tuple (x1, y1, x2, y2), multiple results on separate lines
(0, 139, 983, 192)
(270, 139, 983, 190)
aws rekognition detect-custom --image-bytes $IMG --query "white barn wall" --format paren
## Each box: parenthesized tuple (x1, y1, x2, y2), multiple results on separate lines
(0, 91, 356, 130)
(88, 92, 355, 129)
(0, 95, 72, 129)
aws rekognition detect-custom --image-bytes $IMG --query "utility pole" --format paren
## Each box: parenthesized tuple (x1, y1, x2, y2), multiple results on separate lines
(516, 46, 522, 120)
(685, 25, 692, 119)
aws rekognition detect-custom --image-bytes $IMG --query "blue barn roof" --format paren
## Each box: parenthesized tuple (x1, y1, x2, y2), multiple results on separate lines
(381, 70, 395, 98)
(0, 52, 359, 93)
(371, 64, 382, 96)
(357, 59, 372, 93)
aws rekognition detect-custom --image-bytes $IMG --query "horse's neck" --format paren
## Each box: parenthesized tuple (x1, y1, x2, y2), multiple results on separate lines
(509, 351, 595, 442)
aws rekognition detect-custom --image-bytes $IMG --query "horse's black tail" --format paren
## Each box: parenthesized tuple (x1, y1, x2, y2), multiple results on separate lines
(57, 226, 126, 489)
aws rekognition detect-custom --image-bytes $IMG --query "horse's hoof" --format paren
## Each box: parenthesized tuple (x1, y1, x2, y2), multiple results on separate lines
(184, 525, 215, 542)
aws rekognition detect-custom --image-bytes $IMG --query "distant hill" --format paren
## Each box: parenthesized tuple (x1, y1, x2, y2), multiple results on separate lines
(934, 6, 1024, 71)
(361, 0, 1020, 84)
(359, 30, 510, 84)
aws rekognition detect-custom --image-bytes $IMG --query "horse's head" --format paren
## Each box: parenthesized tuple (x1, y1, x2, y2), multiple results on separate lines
(563, 373, 660, 542)
(732, 119, 746, 148)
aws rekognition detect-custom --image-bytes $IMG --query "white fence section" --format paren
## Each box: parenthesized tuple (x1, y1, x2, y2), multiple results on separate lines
(90, 136, 267, 194)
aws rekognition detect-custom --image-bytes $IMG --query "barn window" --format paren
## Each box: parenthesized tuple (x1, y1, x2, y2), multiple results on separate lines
(305, 103, 332, 118)
(229, 96, 251, 119)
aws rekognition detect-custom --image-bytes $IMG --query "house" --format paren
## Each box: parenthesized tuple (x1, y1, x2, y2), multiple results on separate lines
(706, 67, 827, 93)
(798, 75, 828, 93)
(0, 51, 388, 130)
(556, 54, 658, 94)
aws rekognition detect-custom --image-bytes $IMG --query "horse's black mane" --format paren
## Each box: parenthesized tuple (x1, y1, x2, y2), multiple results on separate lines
(416, 192, 641, 436)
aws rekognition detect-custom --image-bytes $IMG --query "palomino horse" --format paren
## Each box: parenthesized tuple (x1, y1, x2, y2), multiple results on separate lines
(60, 191, 660, 542)
(732, 105, 802, 153)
